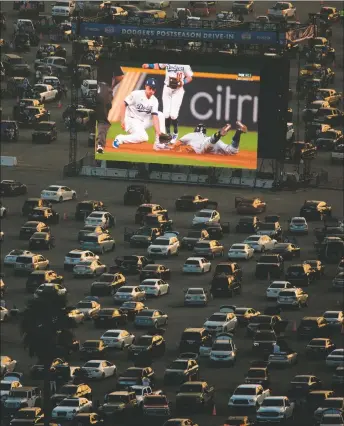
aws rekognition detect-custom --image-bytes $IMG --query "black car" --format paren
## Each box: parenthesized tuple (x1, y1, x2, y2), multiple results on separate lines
(285, 264, 316, 286)
(2, 54, 30, 76)
(316, 237, 344, 262)
(16, 106, 50, 127)
(0, 180, 27, 196)
(179, 328, 212, 354)
(120, 301, 148, 321)
(29, 232, 55, 250)
(1, 120, 19, 142)
(164, 358, 199, 385)
(297, 316, 330, 339)
(316, 129, 344, 151)
(257, 222, 283, 240)
(270, 243, 301, 260)
(128, 334, 166, 361)
(125, 226, 162, 247)
(175, 381, 215, 413)
(75, 200, 105, 220)
(22, 198, 52, 215)
(135, 204, 166, 225)
(181, 229, 210, 250)
(123, 185, 152, 206)
(210, 275, 242, 298)
(252, 330, 277, 356)
(235, 216, 260, 233)
(300, 200, 332, 220)
(20, 221, 50, 239)
(28, 207, 59, 224)
(305, 338, 336, 359)
(117, 367, 155, 390)
(285, 142, 317, 162)
(90, 273, 126, 296)
(140, 264, 171, 281)
(213, 262, 243, 281)
(110, 255, 152, 275)
(245, 367, 271, 390)
(255, 254, 284, 279)
(51, 384, 92, 408)
(32, 121, 57, 143)
(204, 221, 230, 240)
(314, 225, 344, 243)
(93, 308, 127, 328)
(175, 195, 214, 211)
(289, 375, 323, 397)
(144, 213, 173, 232)
(26, 270, 63, 293)
(79, 340, 108, 360)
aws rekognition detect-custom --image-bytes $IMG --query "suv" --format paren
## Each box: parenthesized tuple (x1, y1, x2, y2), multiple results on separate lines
(1, 120, 19, 142)
(22, 198, 51, 216)
(210, 275, 242, 298)
(297, 316, 330, 338)
(245, 367, 271, 389)
(80, 233, 115, 254)
(235, 216, 260, 233)
(26, 270, 63, 293)
(135, 204, 165, 224)
(256, 222, 282, 240)
(75, 200, 105, 220)
(124, 185, 152, 206)
(14, 254, 49, 276)
(90, 273, 126, 296)
(3, 387, 41, 413)
(300, 200, 332, 220)
(2, 54, 30, 76)
(285, 264, 316, 286)
(99, 391, 137, 417)
(179, 328, 212, 353)
(255, 254, 284, 279)
(51, 384, 92, 407)
(277, 288, 309, 308)
(64, 250, 98, 271)
(213, 262, 243, 281)
(144, 213, 172, 232)
(176, 381, 215, 413)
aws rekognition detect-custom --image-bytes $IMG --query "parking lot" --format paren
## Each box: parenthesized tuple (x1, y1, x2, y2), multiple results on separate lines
(1, 2, 344, 426)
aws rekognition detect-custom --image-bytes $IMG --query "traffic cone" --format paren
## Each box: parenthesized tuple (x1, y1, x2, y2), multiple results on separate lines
(39, 33, 43, 40)
(84, 189, 88, 198)
(212, 404, 216, 416)
(63, 212, 67, 220)
(57, 101, 62, 109)
(292, 320, 297, 332)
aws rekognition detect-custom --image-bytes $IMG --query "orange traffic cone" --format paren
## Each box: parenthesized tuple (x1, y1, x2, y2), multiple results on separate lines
(292, 320, 297, 332)
(57, 101, 62, 109)
(212, 404, 216, 416)
(63, 212, 67, 220)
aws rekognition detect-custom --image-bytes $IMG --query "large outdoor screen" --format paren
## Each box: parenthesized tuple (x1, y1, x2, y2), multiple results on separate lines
(95, 61, 260, 169)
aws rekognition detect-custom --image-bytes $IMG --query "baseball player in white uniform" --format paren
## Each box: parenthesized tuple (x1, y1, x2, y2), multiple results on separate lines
(113, 78, 167, 150)
(171, 121, 248, 155)
(142, 63, 193, 140)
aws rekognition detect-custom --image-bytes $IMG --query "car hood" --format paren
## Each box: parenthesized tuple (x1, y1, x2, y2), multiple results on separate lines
(165, 369, 185, 374)
(33, 130, 51, 134)
(231, 394, 258, 400)
(258, 406, 284, 413)
(204, 321, 224, 327)
(103, 402, 125, 408)
(118, 376, 140, 383)
(52, 406, 77, 413)
(130, 345, 149, 350)
(132, 235, 150, 240)
(176, 392, 202, 398)
(13, 64, 29, 68)
(192, 217, 210, 223)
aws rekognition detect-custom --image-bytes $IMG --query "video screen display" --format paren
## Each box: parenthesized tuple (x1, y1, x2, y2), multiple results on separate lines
(95, 61, 260, 169)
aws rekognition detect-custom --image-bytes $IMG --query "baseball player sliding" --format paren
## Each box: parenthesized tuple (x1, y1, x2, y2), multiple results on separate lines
(112, 78, 167, 150)
(159, 121, 247, 155)
(142, 63, 193, 141)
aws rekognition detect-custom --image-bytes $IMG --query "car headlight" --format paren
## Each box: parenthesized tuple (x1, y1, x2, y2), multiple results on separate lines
(253, 342, 259, 346)
(248, 399, 255, 403)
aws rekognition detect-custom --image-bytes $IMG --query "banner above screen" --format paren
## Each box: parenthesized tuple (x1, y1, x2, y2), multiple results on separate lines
(73, 23, 287, 45)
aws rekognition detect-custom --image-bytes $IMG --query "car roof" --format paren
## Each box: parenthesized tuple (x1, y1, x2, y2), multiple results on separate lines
(185, 257, 206, 261)
(184, 328, 204, 332)
(237, 384, 261, 388)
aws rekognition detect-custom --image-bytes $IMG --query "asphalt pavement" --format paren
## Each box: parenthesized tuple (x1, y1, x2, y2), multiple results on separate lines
(1, 3, 344, 426)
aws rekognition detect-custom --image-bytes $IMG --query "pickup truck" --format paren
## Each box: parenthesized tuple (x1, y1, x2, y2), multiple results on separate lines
(256, 396, 295, 423)
(34, 56, 68, 74)
(314, 226, 344, 242)
(130, 385, 162, 407)
(33, 84, 58, 103)
(268, 2, 296, 20)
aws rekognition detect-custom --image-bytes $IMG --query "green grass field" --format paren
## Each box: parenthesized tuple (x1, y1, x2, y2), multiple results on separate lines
(96, 122, 258, 168)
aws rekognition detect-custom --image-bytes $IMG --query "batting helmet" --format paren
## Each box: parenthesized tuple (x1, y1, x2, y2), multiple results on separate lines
(194, 123, 207, 134)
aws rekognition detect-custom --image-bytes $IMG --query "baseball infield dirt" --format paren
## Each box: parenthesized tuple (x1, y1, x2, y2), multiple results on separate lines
(104, 141, 257, 169)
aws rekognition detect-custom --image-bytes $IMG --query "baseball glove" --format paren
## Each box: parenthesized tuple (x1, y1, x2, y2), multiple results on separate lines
(170, 140, 195, 153)
(159, 133, 173, 144)
(169, 76, 181, 89)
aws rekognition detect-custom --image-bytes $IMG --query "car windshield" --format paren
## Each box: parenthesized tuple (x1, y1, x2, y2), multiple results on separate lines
(107, 394, 128, 403)
(231, 245, 246, 250)
(181, 332, 201, 341)
(235, 308, 248, 314)
(32, 233, 46, 238)
(259, 223, 275, 230)
(60, 385, 77, 393)
(270, 283, 286, 288)
(118, 288, 133, 293)
(234, 387, 256, 395)
(36, 123, 53, 131)
(98, 274, 114, 282)
(180, 384, 202, 393)
(0, 383, 11, 390)
(144, 265, 157, 271)
(187, 289, 203, 295)
(292, 219, 306, 224)
(121, 302, 136, 308)
(169, 361, 188, 370)
(309, 340, 326, 346)
(47, 186, 60, 192)
(287, 267, 303, 274)
(185, 260, 200, 266)
(252, 316, 271, 324)
(195, 212, 211, 218)
(246, 237, 260, 242)
(15, 411, 36, 419)
(82, 341, 99, 348)
(82, 236, 98, 243)
(89, 213, 103, 218)
(98, 309, 114, 316)
(195, 242, 210, 248)
(279, 291, 296, 297)
(262, 399, 284, 406)
(137, 228, 152, 236)
(67, 253, 81, 259)
(103, 332, 120, 338)
(59, 400, 79, 407)
(247, 369, 265, 378)
(77, 302, 92, 308)
(137, 337, 152, 346)
(301, 320, 317, 327)
(122, 369, 142, 378)
(324, 400, 344, 408)
(187, 231, 202, 238)
(137, 206, 153, 213)
(9, 391, 28, 398)
(16, 257, 32, 264)
(212, 343, 232, 351)
(137, 311, 154, 317)
(324, 312, 340, 319)
(255, 332, 275, 341)
(208, 314, 227, 322)
(145, 396, 167, 406)
(293, 377, 310, 383)
(83, 362, 100, 368)
(155, 240, 170, 246)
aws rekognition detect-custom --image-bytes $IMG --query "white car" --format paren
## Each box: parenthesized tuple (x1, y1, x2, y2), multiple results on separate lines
(204, 312, 238, 334)
(81, 79, 97, 98)
(182, 257, 212, 274)
(139, 279, 170, 297)
(51, 397, 92, 421)
(0, 380, 22, 401)
(41, 185, 77, 202)
(286, 122, 295, 143)
(266, 281, 295, 299)
(84, 212, 116, 229)
(113, 286, 146, 303)
(228, 384, 270, 408)
(326, 349, 344, 368)
(145, 0, 170, 9)
(323, 311, 344, 327)
(100, 329, 135, 349)
(257, 397, 295, 423)
(147, 236, 180, 257)
(64, 249, 99, 270)
(0, 306, 9, 322)
(130, 385, 156, 407)
(81, 360, 116, 379)
(76, 300, 101, 319)
(288, 217, 308, 234)
(210, 337, 237, 365)
(73, 260, 107, 277)
(184, 288, 209, 306)
(268, 2, 296, 19)
(41, 76, 61, 90)
(243, 235, 277, 252)
(0, 356, 17, 375)
(4, 250, 33, 267)
(34, 283, 67, 299)
(192, 209, 220, 226)
(0, 204, 7, 218)
(228, 243, 254, 260)
(33, 84, 58, 102)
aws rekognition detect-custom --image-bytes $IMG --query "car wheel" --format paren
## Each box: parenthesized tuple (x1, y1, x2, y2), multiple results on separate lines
(164, 318, 168, 326)
(157, 291, 161, 297)
(72, 193, 77, 200)
(101, 372, 105, 379)
(201, 268, 205, 273)
(59, 196, 63, 203)
(111, 244, 115, 252)
(220, 250, 224, 257)
(101, 247, 105, 254)
(121, 342, 125, 350)
(261, 246, 265, 253)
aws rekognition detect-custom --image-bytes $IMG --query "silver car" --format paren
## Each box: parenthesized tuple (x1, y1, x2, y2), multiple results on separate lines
(193, 240, 224, 258)
(80, 233, 115, 253)
(268, 351, 298, 366)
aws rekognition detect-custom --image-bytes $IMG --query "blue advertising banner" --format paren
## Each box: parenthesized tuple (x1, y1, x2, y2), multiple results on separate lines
(75, 23, 286, 45)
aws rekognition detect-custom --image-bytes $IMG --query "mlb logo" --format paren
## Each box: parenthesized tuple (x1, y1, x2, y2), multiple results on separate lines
(241, 32, 252, 40)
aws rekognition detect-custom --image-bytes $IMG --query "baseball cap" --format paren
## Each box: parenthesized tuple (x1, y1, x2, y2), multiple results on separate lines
(145, 78, 157, 89)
